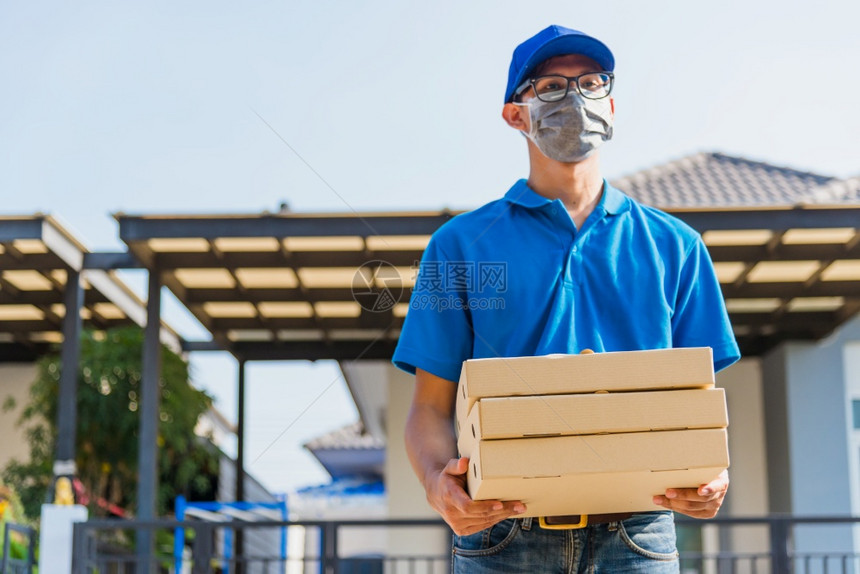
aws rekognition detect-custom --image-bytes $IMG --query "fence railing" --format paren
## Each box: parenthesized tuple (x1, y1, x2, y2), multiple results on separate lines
(73, 517, 451, 574)
(71, 515, 860, 574)
(1, 522, 36, 574)
(676, 515, 860, 574)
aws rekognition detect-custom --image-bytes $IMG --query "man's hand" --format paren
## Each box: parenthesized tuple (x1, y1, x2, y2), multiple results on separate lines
(405, 369, 525, 536)
(426, 457, 525, 536)
(652, 469, 729, 518)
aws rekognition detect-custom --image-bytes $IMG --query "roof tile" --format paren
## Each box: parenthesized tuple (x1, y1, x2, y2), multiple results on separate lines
(611, 152, 843, 208)
(304, 422, 384, 452)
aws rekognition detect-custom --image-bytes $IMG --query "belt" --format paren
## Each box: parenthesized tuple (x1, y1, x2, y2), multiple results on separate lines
(539, 513, 634, 530)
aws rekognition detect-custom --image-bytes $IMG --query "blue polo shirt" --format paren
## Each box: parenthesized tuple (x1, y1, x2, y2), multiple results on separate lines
(392, 179, 740, 383)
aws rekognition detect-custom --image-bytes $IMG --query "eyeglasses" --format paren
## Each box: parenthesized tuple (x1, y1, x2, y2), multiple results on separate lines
(514, 72, 614, 102)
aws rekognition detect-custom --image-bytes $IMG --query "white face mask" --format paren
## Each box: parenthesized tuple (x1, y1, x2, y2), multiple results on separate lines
(519, 92, 614, 163)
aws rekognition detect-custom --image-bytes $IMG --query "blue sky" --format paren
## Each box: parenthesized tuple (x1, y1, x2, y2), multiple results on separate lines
(2, 0, 858, 493)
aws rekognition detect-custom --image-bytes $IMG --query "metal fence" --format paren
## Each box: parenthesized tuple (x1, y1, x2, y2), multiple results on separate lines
(1, 522, 36, 574)
(71, 515, 860, 574)
(675, 515, 860, 574)
(73, 518, 451, 574)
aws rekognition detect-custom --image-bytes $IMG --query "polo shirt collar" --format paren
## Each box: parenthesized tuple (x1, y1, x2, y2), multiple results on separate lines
(503, 179, 630, 215)
(600, 181, 630, 215)
(503, 179, 554, 209)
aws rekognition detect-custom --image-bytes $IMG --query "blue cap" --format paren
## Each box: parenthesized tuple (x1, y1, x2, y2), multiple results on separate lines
(505, 25, 615, 103)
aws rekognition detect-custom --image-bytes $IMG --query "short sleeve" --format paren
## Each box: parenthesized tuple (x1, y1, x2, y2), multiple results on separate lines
(391, 235, 474, 383)
(672, 238, 741, 372)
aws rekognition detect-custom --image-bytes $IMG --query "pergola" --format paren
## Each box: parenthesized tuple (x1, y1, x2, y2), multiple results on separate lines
(112, 204, 860, 521)
(115, 211, 452, 361)
(0, 216, 179, 482)
(2, 203, 859, 558)
(115, 205, 860, 360)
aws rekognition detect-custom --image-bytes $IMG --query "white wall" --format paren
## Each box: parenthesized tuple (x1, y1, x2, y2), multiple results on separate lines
(384, 365, 450, 574)
(761, 315, 860, 555)
(717, 358, 770, 564)
(384, 365, 435, 521)
(843, 341, 860, 552)
(300, 505, 390, 574)
(295, 493, 390, 574)
(299, 362, 449, 572)
(0, 363, 39, 471)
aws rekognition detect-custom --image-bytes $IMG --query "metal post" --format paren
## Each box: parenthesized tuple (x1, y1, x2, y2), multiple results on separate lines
(192, 522, 214, 574)
(137, 269, 162, 568)
(236, 359, 246, 502)
(26, 525, 35, 573)
(53, 268, 84, 493)
(236, 359, 246, 566)
(71, 522, 83, 574)
(280, 500, 288, 566)
(770, 517, 791, 574)
(174, 495, 187, 574)
(72, 521, 89, 574)
(2, 523, 10, 573)
(321, 522, 338, 574)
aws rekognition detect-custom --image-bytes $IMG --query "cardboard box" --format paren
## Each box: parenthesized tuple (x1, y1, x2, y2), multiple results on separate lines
(455, 347, 715, 428)
(466, 428, 729, 517)
(458, 388, 728, 458)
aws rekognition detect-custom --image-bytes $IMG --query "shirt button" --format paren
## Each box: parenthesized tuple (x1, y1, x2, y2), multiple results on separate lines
(572, 246, 578, 253)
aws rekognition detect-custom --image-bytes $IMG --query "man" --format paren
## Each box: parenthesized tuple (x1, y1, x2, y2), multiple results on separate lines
(392, 25, 740, 571)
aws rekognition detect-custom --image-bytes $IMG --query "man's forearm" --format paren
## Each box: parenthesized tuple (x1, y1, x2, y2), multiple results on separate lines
(405, 370, 525, 533)
(404, 403, 459, 488)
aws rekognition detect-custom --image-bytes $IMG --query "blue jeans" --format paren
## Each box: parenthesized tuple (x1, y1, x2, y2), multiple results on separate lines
(452, 511, 679, 573)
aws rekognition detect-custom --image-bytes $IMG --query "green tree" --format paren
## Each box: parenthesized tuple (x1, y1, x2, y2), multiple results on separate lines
(2, 327, 219, 521)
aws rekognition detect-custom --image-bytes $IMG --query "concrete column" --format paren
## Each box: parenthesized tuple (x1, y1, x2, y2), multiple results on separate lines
(38, 504, 88, 574)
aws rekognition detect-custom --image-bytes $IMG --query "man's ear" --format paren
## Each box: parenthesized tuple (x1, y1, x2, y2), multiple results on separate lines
(610, 97, 615, 117)
(502, 102, 529, 132)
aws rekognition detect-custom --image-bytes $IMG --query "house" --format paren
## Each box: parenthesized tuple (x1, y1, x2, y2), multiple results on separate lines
(1, 151, 858, 566)
(281, 152, 860, 561)
(288, 422, 388, 572)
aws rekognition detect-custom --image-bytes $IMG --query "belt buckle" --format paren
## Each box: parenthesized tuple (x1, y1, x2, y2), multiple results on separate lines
(538, 515, 588, 530)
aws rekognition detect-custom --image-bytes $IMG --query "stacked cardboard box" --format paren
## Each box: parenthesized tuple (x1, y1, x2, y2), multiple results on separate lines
(456, 347, 729, 518)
